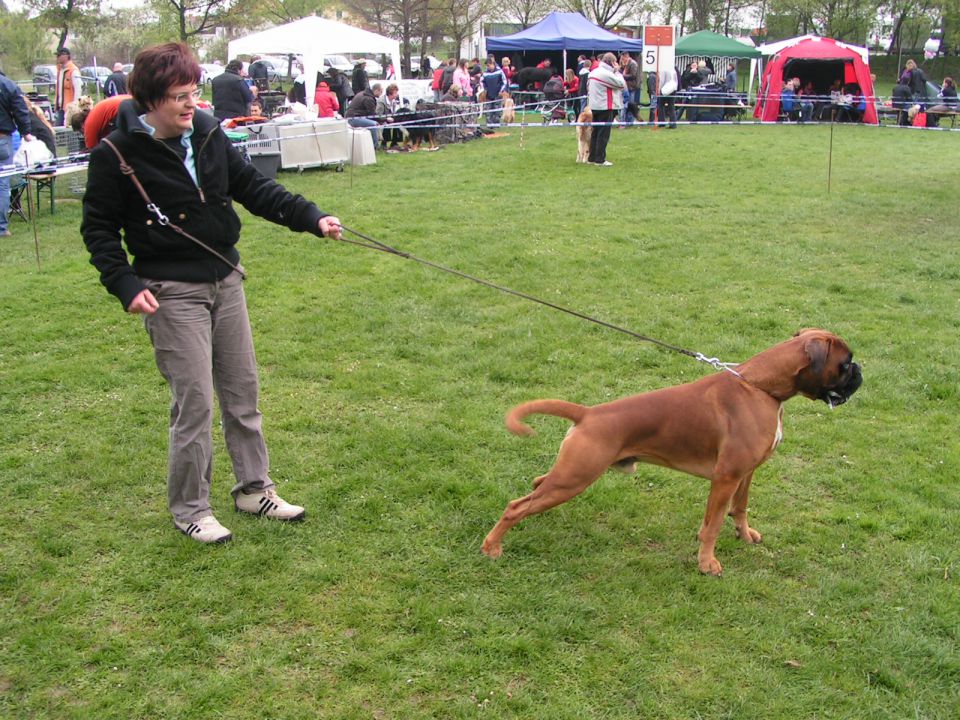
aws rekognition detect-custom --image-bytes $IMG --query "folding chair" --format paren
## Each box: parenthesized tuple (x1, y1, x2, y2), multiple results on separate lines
(7, 175, 29, 222)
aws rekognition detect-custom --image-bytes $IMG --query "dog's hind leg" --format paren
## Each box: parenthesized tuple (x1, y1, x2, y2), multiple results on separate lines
(482, 451, 609, 559)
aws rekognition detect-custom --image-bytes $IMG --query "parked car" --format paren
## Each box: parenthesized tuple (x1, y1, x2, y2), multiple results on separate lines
(261, 55, 301, 79)
(80, 65, 111, 92)
(200, 62, 225, 84)
(324, 55, 353, 73)
(32, 64, 57, 91)
(122, 63, 134, 75)
(410, 55, 443, 77)
(350, 57, 383, 77)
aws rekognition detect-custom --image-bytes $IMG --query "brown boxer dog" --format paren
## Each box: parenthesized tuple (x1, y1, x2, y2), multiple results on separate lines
(482, 329, 862, 575)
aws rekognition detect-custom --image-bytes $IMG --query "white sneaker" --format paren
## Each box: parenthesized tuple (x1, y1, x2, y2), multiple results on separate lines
(174, 515, 233, 544)
(235, 488, 305, 521)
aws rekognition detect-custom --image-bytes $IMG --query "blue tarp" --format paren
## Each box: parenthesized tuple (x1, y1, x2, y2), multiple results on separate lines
(486, 12, 643, 53)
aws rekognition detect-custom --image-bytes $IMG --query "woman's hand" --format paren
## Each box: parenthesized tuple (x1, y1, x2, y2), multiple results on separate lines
(319, 216, 342, 240)
(127, 289, 159, 315)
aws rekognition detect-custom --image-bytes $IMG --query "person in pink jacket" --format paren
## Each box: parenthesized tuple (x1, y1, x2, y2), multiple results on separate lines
(453, 60, 473, 99)
(314, 81, 340, 118)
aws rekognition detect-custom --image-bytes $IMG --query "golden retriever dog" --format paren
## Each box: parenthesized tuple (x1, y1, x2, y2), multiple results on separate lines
(501, 95, 516, 125)
(576, 106, 593, 163)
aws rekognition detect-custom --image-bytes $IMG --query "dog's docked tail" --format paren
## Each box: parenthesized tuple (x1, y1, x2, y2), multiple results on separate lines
(505, 400, 588, 436)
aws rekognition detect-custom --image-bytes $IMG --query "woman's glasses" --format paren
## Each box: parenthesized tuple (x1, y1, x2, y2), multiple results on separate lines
(168, 88, 202, 103)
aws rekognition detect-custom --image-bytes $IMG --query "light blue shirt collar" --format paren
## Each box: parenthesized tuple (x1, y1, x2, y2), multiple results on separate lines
(138, 114, 198, 187)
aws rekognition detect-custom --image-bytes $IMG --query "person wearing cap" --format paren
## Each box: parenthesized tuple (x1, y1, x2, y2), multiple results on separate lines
(55, 47, 82, 126)
(211, 59, 253, 120)
(351, 60, 369, 94)
(103, 62, 128, 98)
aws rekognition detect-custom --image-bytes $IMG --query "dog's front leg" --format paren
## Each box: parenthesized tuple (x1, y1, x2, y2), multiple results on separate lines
(697, 475, 741, 576)
(728, 471, 762, 544)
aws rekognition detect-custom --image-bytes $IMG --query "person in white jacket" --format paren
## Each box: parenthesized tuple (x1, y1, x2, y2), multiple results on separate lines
(586, 53, 626, 166)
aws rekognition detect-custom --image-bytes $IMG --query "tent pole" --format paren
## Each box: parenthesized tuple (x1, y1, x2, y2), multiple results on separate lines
(827, 114, 834, 194)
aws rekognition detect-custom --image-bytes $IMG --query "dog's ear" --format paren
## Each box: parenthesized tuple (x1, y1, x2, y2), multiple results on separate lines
(803, 335, 832, 374)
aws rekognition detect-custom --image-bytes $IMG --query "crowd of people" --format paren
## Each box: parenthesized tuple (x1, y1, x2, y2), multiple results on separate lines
(3, 45, 959, 241)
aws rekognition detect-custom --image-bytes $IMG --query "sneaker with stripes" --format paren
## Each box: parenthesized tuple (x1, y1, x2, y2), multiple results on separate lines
(234, 488, 305, 521)
(174, 515, 233, 544)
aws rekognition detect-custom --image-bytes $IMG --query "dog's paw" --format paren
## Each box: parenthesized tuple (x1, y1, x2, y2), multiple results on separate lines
(698, 556, 723, 576)
(735, 525, 763, 544)
(481, 540, 503, 559)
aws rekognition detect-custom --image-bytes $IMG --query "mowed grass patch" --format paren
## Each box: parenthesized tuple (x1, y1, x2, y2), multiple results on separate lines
(1, 125, 958, 719)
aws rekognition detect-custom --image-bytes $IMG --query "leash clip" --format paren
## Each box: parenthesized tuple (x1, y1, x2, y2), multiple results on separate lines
(694, 352, 743, 377)
(147, 203, 169, 226)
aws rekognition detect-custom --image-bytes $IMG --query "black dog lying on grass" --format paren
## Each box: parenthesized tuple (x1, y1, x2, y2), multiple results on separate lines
(394, 107, 439, 151)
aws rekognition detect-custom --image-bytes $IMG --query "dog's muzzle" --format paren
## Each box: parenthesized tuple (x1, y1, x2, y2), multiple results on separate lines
(821, 362, 862, 408)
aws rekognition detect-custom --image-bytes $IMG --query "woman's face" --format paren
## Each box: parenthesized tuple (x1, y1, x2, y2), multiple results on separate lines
(146, 82, 199, 138)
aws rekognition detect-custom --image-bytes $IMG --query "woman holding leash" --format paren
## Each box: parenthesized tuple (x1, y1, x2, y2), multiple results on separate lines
(81, 42, 342, 544)
(586, 52, 626, 166)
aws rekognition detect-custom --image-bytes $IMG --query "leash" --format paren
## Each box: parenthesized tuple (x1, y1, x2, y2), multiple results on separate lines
(330, 225, 743, 377)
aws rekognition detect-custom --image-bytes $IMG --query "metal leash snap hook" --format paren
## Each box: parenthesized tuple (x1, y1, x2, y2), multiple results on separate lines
(147, 203, 169, 226)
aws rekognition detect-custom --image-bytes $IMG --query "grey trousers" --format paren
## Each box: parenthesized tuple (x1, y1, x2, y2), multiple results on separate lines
(142, 272, 273, 523)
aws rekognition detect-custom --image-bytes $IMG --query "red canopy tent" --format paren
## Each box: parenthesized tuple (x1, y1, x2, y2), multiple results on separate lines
(754, 37, 877, 124)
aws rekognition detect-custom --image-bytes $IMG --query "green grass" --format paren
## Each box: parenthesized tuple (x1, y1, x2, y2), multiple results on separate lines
(1, 125, 958, 719)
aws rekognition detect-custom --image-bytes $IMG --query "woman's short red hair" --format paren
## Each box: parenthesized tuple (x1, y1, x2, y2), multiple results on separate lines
(128, 42, 201, 109)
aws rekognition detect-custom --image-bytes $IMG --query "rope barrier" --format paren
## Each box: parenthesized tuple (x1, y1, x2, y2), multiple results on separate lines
(2, 95, 955, 180)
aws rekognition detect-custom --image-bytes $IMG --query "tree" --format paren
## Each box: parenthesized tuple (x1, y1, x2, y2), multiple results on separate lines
(69, 7, 168, 66)
(439, 0, 491, 58)
(25, 0, 101, 50)
(252, 0, 333, 23)
(149, 0, 236, 42)
(341, 0, 430, 71)
(562, 0, 635, 27)
(0, 9, 51, 77)
(499, 0, 552, 28)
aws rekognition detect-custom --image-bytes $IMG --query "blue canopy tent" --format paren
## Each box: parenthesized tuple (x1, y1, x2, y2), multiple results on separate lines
(486, 12, 642, 73)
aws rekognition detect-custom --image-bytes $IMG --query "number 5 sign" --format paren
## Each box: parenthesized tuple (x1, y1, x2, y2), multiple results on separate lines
(642, 25, 675, 73)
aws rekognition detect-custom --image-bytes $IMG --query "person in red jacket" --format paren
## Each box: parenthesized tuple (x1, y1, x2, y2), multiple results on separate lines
(69, 93, 130, 149)
(313, 81, 340, 118)
(431, 65, 444, 102)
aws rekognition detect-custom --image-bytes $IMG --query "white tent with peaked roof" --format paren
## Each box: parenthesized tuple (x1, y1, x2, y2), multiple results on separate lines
(228, 16, 402, 106)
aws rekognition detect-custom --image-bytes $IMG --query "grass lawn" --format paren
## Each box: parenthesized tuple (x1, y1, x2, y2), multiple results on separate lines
(1, 124, 958, 719)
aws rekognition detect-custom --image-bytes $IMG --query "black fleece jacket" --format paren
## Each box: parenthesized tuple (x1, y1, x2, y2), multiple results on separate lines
(81, 100, 327, 310)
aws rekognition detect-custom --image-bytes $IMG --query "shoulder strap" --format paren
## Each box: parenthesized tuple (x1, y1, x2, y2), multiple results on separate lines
(100, 137, 246, 279)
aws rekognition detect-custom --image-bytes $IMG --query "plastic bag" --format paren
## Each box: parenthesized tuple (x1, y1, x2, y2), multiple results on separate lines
(13, 138, 54, 166)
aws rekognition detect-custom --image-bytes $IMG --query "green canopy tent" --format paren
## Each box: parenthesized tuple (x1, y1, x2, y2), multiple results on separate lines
(675, 30, 760, 92)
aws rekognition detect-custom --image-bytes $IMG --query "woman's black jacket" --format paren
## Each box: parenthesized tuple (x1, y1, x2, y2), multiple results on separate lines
(81, 99, 327, 310)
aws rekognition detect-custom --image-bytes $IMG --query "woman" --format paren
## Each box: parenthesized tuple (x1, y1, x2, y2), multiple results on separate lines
(376, 83, 403, 151)
(586, 52, 625, 166)
(900, 59, 928, 100)
(452, 59, 472, 100)
(927, 76, 957, 125)
(81, 42, 343, 544)
(501, 57, 515, 85)
(313, 80, 340, 118)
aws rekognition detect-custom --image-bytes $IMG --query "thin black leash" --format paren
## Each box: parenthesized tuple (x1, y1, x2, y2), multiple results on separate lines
(330, 225, 742, 375)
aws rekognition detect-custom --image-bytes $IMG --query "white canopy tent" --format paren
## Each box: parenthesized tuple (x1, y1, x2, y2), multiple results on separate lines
(747, 34, 869, 98)
(228, 16, 402, 106)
